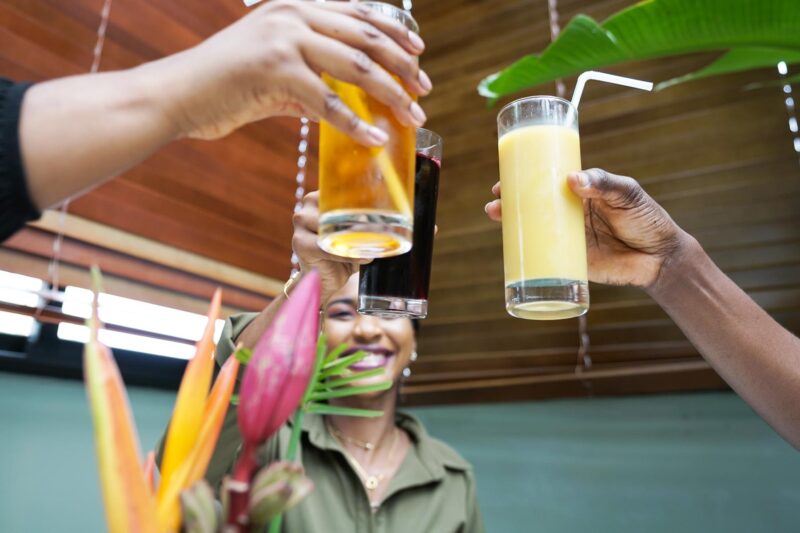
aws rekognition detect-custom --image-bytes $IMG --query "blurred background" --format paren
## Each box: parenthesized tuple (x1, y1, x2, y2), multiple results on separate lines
(1, 0, 799, 531)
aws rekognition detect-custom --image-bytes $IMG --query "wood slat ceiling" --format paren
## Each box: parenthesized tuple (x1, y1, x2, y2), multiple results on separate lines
(404, 0, 800, 404)
(2, 0, 799, 405)
(0, 0, 319, 282)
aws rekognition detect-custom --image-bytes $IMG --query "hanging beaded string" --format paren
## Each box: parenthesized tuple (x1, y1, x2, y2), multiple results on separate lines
(290, 117, 310, 276)
(44, 0, 114, 308)
(776, 61, 800, 164)
(548, 0, 593, 386)
(547, 0, 566, 99)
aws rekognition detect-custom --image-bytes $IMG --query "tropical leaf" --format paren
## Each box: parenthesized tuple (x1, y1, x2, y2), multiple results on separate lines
(233, 346, 252, 365)
(305, 402, 384, 418)
(322, 342, 348, 366)
(745, 71, 800, 90)
(308, 381, 393, 402)
(84, 267, 158, 533)
(479, 0, 800, 101)
(657, 47, 800, 90)
(318, 351, 368, 379)
(315, 368, 386, 390)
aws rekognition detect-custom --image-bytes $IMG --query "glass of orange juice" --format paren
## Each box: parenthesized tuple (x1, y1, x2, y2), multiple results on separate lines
(317, 2, 418, 259)
(497, 96, 589, 320)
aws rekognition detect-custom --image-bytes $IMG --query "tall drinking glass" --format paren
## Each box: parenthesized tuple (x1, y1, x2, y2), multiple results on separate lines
(358, 128, 442, 318)
(317, 2, 418, 259)
(497, 96, 589, 320)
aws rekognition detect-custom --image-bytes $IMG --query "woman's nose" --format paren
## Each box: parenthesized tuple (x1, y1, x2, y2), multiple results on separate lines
(353, 314, 382, 342)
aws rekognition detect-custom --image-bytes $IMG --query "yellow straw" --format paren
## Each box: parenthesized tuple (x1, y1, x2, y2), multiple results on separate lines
(342, 83, 413, 217)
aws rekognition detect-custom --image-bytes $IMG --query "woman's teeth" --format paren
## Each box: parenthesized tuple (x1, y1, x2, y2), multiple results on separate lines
(352, 353, 389, 370)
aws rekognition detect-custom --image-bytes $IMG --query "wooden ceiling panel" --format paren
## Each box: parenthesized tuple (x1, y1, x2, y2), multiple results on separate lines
(1, 0, 315, 282)
(2, 0, 799, 404)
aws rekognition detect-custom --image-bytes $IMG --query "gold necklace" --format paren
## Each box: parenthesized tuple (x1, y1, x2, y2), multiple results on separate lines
(327, 422, 399, 492)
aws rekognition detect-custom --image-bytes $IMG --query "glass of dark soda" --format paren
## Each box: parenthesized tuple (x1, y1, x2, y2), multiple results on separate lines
(358, 128, 442, 318)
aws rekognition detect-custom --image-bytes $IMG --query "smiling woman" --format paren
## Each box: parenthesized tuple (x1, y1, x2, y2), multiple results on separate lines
(200, 273, 483, 533)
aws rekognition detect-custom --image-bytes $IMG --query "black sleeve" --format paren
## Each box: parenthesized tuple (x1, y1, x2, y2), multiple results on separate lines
(0, 78, 40, 242)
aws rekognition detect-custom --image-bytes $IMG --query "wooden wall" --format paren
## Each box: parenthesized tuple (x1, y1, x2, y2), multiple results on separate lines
(403, 0, 800, 404)
(2, 0, 798, 405)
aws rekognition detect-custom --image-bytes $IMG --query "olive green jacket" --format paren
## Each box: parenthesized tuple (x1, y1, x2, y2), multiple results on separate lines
(202, 314, 485, 533)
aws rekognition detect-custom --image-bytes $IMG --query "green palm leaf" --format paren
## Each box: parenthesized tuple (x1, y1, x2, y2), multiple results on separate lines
(479, 0, 800, 101)
(305, 403, 384, 418)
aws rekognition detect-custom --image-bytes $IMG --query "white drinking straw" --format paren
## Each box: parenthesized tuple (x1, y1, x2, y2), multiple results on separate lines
(570, 71, 654, 108)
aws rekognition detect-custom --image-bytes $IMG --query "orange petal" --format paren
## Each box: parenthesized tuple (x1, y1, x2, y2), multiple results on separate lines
(85, 337, 158, 532)
(158, 289, 221, 501)
(156, 355, 240, 532)
(188, 355, 240, 484)
(143, 451, 156, 495)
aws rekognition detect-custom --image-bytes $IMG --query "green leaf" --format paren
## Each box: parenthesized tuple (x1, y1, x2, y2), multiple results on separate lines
(233, 346, 252, 365)
(479, 0, 800, 101)
(305, 402, 384, 418)
(745, 70, 800, 90)
(319, 352, 367, 379)
(322, 343, 348, 366)
(309, 380, 393, 402)
(299, 335, 329, 408)
(657, 47, 800, 90)
(316, 368, 386, 390)
(230, 394, 239, 406)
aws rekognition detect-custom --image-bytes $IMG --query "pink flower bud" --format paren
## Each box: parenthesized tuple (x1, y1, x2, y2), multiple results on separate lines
(237, 271, 320, 446)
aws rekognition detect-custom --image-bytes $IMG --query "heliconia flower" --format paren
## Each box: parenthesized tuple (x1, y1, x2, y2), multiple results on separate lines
(85, 268, 241, 533)
(180, 480, 218, 533)
(159, 289, 220, 488)
(157, 353, 240, 531)
(84, 270, 158, 533)
(237, 271, 321, 446)
(158, 289, 238, 531)
(248, 462, 314, 529)
(143, 451, 156, 495)
(226, 271, 320, 530)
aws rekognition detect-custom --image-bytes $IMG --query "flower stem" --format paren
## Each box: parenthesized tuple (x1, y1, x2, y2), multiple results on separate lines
(267, 408, 305, 533)
(225, 443, 259, 532)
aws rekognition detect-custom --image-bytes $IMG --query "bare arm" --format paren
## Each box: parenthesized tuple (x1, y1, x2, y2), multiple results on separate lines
(648, 237, 800, 447)
(235, 190, 361, 351)
(19, 64, 179, 209)
(487, 168, 800, 449)
(18, 0, 429, 211)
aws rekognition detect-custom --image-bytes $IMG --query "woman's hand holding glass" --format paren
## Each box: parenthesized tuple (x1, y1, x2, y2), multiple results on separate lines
(163, 0, 431, 145)
(292, 191, 369, 305)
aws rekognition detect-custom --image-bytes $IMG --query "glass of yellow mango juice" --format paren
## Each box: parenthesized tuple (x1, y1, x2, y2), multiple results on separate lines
(497, 96, 589, 320)
(317, 2, 418, 259)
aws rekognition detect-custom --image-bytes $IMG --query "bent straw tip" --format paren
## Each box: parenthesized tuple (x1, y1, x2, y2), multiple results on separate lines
(571, 71, 653, 108)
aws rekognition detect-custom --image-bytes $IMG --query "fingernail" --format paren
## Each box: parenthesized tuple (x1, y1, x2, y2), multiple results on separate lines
(409, 101, 427, 125)
(484, 202, 491, 214)
(418, 70, 432, 92)
(367, 126, 389, 145)
(574, 172, 589, 188)
(408, 31, 425, 52)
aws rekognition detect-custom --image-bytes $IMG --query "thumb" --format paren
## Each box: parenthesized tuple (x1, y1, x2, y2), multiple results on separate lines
(567, 168, 646, 209)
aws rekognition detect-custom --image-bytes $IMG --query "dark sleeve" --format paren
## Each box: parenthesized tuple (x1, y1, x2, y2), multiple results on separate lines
(0, 78, 40, 242)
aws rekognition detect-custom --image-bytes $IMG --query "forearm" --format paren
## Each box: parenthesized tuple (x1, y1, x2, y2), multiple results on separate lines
(647, 238, 800, 448)
(235, 294, 289, 353)
(18, 58, 184, 209)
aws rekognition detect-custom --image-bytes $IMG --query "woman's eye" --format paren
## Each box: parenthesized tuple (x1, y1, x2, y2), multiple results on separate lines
(327, 309, 355, 320)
